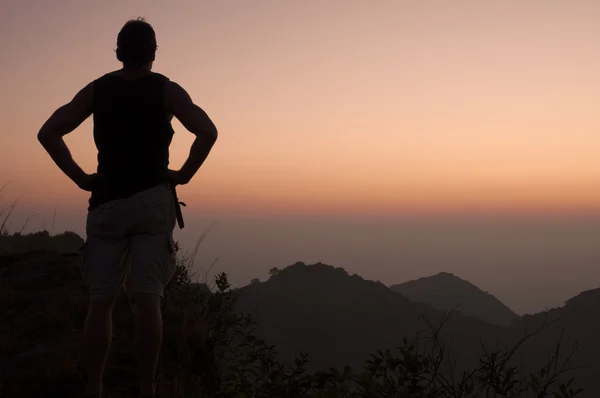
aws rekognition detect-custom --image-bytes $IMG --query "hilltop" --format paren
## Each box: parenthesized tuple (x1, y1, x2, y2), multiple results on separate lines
(0, 232, 591, 397)
(0, 230, 83, 254)
(390, 272, 519, 326)
(236, 262, 507, 371)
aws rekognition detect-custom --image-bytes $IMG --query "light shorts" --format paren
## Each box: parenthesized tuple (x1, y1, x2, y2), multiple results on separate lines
(83, 182, 177, 300)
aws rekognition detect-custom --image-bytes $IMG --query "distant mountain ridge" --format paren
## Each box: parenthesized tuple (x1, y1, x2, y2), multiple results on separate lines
(236, 262, 507, 372)
(235, 262, 594, 394)
(390, 272, 518, 326)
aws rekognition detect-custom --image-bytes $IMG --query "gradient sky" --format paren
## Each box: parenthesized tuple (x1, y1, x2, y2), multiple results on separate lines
(2, 0, 600, 216)
(2, 1, 600, 314)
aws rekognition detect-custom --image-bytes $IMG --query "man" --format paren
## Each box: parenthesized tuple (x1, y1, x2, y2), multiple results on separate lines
(37, 18, 218, 397)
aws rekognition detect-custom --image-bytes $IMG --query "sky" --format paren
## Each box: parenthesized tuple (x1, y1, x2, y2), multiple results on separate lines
(1, 0, 600, 314)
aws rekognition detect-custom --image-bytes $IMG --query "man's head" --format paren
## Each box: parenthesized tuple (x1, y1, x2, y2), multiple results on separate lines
(116, 18, 157, 69)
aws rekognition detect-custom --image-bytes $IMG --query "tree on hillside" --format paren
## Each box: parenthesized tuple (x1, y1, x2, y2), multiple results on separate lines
(268, 267, 280, 277)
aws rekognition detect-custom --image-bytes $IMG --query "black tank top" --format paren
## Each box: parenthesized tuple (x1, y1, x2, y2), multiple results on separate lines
(89, 72, 175, 209)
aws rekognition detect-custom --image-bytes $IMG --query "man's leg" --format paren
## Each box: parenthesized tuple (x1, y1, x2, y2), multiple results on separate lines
(130, 233, 176, 396)
(84, 295, 118, 395)
(133, 293, 163, 396)
(128, 182, 177, 396)
(129, 234, 175, 396)
(83, 229, 131, 395)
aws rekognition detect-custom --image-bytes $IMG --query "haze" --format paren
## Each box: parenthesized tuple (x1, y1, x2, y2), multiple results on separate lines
(2, 0, 600, 315)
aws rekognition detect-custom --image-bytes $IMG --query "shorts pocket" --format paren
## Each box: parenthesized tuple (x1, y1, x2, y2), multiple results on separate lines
(139, 186, 174, 234)
(86, 201, 117, 236)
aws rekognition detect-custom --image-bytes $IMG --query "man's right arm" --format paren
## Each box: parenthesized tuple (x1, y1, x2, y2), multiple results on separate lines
(165, 81, 218, 185)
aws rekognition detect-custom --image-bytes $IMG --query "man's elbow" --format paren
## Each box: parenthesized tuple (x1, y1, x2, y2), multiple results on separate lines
(210, 127, 218, 144)
(37, 129, 51, 145)
(204, 126, 218, 146)
(37, 127, 60, 147)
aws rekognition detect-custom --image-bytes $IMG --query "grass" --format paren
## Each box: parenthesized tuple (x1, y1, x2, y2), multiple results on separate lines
(0, 182, 16, 236)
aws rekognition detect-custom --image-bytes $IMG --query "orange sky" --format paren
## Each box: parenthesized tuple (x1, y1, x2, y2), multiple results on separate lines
(1, 0, 600, 218)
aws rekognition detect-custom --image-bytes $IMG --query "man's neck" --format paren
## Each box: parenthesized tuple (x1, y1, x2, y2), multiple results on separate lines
(119, 66, 152, 79)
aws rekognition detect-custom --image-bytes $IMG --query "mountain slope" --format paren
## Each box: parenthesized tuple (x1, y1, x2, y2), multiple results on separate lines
(236, 262, 508, 372)
(390, 272, 518, 326)
(508, 288, 600, 397)
(235, 264, 596, 395)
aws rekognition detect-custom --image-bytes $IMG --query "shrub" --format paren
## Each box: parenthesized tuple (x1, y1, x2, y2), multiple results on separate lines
(156, 252, 583, 398)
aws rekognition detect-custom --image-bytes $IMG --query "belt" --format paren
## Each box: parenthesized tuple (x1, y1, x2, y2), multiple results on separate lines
(169, 183, 186, 229)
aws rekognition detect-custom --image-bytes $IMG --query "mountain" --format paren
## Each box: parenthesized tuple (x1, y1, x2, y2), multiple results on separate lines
(235, 262, 508, 372)
(390, 272, 518, 326)
(2, 244, 596, 396)
(510, 287, 600, 393)
(235, 263, 596, 395)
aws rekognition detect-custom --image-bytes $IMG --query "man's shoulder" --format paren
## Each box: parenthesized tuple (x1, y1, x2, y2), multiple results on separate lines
(163, 77, 187, 96)
(89, 72, 118, 90)
(95, 70, 120, 80)
(151, 72, 171, 81)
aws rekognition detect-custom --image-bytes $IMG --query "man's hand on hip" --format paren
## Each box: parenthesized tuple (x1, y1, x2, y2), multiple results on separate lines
(76, 173, 100, 192)
(167, 169, 190, 186)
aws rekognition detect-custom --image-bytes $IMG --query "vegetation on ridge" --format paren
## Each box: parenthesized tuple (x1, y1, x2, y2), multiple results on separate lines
(0, 231, 584, 397)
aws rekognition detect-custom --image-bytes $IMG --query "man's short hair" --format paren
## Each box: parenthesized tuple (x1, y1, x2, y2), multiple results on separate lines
(116, 18, 157, 67)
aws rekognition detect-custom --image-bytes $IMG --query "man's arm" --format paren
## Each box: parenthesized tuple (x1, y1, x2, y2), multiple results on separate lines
(37, 82, 96, 191)
(165, 81, 218, 185)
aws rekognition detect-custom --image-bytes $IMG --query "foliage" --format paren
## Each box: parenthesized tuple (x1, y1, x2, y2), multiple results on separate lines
(157, 252, 584, 398)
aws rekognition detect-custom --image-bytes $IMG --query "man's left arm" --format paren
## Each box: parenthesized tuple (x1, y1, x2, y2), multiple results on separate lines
(37, 82, 96, 191)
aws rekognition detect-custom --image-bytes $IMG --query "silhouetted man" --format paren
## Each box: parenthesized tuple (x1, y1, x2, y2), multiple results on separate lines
(37, 18, 218, 397)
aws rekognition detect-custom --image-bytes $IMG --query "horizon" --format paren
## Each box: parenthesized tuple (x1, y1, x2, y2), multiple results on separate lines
(5, 197, 600, 316)
(2, 1, 600, 316)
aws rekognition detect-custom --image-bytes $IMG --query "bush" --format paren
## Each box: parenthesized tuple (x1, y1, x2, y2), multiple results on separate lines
(156, 252, 583, 398)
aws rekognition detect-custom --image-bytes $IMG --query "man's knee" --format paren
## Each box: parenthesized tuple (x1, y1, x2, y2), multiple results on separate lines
(133, 292, 162, 316)
(88, 295, 119, 314)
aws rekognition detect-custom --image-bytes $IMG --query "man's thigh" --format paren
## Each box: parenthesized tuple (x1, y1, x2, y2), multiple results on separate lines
(127, 183, 177, 297)
(128, 233, 176, 297)
(84, 235, 131, 300)
(84, 198, 133, 300)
